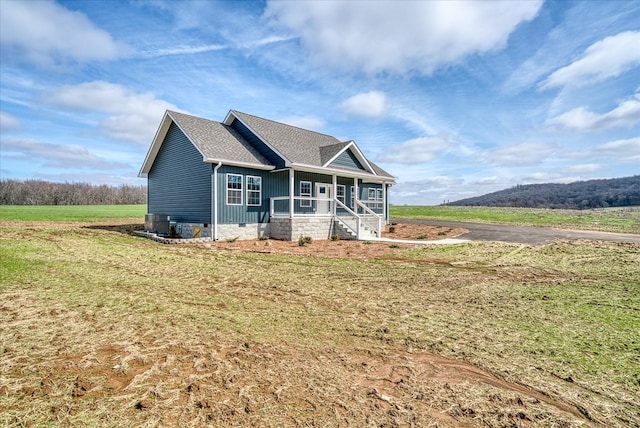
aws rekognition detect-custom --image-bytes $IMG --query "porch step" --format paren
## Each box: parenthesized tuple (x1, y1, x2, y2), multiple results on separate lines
(334, 218, 378, 240)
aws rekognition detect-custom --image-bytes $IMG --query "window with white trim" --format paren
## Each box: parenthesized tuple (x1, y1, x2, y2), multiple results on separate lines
(350, 187, 355, 208)
(368, 188, 376, 201)
(336, 185, 346, 205)
(226, 173, 243, 205)
(300, 181, 311, 207)
(377, 188, 383, 210)
(246, 176, 261, 206)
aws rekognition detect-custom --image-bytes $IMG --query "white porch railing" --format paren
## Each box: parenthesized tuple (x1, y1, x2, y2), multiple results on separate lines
(271, 196, 384, 239)
(270, 196, 335, 217)
(356, 200, 383, 237)
(335, 199, 361, 238)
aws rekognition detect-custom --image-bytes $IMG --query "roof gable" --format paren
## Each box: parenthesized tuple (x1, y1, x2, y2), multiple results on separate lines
(139, 111, 273, 177)
(328, 148, 365, 171)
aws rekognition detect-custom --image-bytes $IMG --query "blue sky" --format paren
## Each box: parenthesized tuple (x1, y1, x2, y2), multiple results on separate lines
(1, 0, 639, 205)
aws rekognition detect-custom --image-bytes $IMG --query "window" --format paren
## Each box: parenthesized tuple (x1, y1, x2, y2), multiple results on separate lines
(226, 174, 243, 205)
(336, 185, 346, 205)
(300, 181, 311, 207)
(368, 188, 376, 201)
(377, 188, 383, 210)
(350, 187, 355, 208)
(246, 176, 261, 206)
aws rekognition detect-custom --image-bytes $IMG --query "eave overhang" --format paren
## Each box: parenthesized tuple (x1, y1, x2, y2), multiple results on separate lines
(284, 163, 396, 184)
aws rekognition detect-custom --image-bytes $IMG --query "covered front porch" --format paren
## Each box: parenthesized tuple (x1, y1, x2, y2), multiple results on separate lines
(267, 169, 391, 241)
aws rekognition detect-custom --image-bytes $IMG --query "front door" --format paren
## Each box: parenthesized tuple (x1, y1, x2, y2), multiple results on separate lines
(315, 183, 332, 214)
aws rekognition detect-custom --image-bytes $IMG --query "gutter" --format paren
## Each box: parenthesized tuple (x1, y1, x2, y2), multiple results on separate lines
(212, 162, 222, 240)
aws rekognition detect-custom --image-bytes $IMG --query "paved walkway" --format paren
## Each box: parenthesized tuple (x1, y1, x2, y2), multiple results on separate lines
(392, 218, 640, 245)
(370, 236, 470, 245)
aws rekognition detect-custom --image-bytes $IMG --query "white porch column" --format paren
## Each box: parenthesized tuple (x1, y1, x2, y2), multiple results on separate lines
(289, 168, 295, 217)
(353, 177, 358, 213)
(383, 182, 388, 223)
(332, 175, 337, 216)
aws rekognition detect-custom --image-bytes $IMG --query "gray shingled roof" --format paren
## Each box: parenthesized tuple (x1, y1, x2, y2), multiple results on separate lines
(231, 110, 342, 166)
(169, 111, 271, 167)
(230, 110, 394, 179)
(319, 142, 350, 165)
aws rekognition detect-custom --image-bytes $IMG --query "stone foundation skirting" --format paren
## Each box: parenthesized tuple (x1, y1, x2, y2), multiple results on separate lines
(139, 218, 355, 243)
(270, 216, 349, 241)
(216, 223, 270, 241)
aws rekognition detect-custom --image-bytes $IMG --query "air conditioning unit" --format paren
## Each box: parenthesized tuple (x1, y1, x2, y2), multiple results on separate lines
(144, 214, 170, 235)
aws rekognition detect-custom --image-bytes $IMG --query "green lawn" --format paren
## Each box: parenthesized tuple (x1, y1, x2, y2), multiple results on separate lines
(0, 204, 146, 222)
(391, 205, 640, 234)
(0, 217, 638, 426)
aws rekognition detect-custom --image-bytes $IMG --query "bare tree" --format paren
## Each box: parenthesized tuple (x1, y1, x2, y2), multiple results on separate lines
(0, 180, 147, 205)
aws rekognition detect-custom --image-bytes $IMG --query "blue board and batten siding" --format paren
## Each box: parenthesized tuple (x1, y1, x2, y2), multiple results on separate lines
(148, 123, 212, 223)
(217, 166, 288, 224)
(330, 149, 364, 170)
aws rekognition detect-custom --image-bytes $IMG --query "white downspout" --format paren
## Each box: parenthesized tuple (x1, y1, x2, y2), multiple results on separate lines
(212, 162, 222, 240)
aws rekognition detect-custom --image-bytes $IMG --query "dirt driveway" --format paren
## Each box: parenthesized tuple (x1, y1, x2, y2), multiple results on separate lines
(393, 218, 640, 245)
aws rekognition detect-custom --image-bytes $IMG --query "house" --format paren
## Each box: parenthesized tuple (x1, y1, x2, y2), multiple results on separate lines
(138, 110, 396, 241)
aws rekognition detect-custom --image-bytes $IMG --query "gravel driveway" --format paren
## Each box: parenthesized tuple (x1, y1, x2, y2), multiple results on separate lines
(392, 218, 640, 245)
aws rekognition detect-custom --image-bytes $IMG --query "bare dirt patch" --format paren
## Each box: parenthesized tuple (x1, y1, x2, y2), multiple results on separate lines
(208, 223, 468, 258)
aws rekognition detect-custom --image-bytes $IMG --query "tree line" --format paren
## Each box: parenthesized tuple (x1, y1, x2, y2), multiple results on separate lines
(449, 175, 640, 209)
(0, 179, 147, 205)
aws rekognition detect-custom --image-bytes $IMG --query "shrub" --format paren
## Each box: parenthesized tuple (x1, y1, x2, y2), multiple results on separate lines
(388, 226, 396, 233)
(331, 234, 340, 241)
(389, 244, 400, 249)
(298, 236, 313, 246)
(416, 234, 427, 240)
(226, 236, 238, 243)
(438, 231, 447, 236)
(258, 236, 268, 241)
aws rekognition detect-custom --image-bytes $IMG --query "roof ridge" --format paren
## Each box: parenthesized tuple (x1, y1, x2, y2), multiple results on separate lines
(231, 110, 338, 143)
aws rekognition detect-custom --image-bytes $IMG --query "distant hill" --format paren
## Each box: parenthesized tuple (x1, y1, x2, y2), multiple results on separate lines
(449, 176, 640, 209)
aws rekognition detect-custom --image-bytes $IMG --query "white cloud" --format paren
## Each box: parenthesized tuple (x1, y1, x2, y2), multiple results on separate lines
(143, 44, 227, 58)
(377, 136, 455, 164)
(1, 138, 128, 169)
(540, 31, 640, 90)
(265, 0, 542, 75)
(472, 176, 513, 186)
(595, 137, 640, 161)
(340, 91, 390, 117)
(0, 0, 124, 66)
(278, 115, 326, 130)
(46, 81, 179, 144)
(480, 142, 555, 166)
(0, 112, 22, 132)
(566, 163, 601, 173)
(546, 94, 640, 131)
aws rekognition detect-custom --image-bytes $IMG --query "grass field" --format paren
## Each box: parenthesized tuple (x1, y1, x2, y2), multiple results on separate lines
(0, 204, 146, 222)
(391, 205, 640, 234)
(1, 206, 639, 426)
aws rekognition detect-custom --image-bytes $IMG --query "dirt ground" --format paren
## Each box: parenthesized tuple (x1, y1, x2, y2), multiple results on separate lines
(208, 223, 468, 258)
(2, 220, 636, 426)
